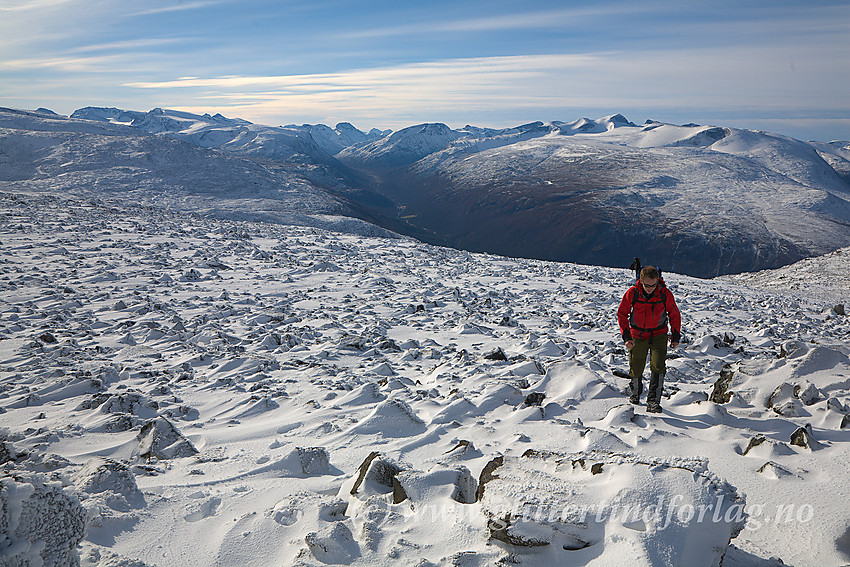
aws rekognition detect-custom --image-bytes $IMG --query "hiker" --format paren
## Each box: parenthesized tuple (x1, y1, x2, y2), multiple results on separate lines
(629, 257, 642, 281)
(617, 265, 681, 412)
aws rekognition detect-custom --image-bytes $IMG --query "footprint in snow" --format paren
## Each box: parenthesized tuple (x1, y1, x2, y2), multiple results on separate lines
(183, 496, 221, 522)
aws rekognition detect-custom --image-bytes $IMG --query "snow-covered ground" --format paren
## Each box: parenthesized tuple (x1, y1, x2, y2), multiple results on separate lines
(1, 192, 849, 566)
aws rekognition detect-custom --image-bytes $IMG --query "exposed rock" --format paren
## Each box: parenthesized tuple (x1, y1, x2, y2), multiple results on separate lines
(103, 414, 135, 432)
(181, 268, 203, 281)
(0, 472, 86, 567)
(710, 365, 735, 404)
(476, 455, 504, 502)
(833, 304, 846, 316)
(523, 392, 546, 406)
(484, 347, 508, 361)
(336, 334, 367, 350)
(39, 332, 58, 344)
(294, 447, 331, 476)
(1, 439, 18, 466)
(350, 452, 380, 495)
(779, 340, 808, 358)
(794, 381, 820, 405)
(136, 417, 199, 460)
(742, 435, 767, 456)
(790, 424, 822, 449)
(756, 461, 796, 479)
(349, 452, 405, 497)
(773, 399, 806, 417)
(444, 439, 479, 458)
(392, 477, 408, 505)
(767, 383, 795, 409)
(98, 391, 158, 418)
(489, 514, 552, 548)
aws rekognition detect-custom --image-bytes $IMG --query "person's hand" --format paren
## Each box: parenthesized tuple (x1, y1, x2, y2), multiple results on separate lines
(625, 340, 635, 350)
(670, 330, 681, 349)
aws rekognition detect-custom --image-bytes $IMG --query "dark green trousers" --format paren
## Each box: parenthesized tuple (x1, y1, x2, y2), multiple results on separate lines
(629, 334, 667, 403)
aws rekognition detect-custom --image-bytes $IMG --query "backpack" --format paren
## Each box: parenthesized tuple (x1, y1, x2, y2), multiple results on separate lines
(628, 277, 669, 335)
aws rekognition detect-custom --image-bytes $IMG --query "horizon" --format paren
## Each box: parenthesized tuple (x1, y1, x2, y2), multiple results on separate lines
(1, 0, 849, 142)
(17, 104, 838, 142)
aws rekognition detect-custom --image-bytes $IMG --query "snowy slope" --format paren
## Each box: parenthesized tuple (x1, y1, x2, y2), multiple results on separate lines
(360, 118, 850, 278)
(70, 107, 381, 195)
(337, 122, 467, 168)
(721, 245, 850, 305)
(1, 193, 849, 567)
(0, 107, 390, 237)
(72, 107, 381, 175)
(304, 122, 389, 155)
(810, 140, 850, 186)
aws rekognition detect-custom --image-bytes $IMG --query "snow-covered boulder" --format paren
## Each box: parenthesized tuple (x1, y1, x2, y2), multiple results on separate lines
(0, 472, 86, 567)
(72, 458, 144, 505)
(347, 398, 426, 437)
(477, 450, 747, 566)
(394, 465, 477, 505)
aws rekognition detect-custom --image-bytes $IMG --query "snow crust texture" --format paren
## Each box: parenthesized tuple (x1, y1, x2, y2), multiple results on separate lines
(0, 193, 849, 566)
(0, 470, 86, 566)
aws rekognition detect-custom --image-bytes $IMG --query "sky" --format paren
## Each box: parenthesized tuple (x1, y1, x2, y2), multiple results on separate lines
(1, 0, 848, 141)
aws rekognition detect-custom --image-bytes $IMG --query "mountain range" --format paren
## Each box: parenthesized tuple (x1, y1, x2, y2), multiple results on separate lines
(3, 105, 849, 277)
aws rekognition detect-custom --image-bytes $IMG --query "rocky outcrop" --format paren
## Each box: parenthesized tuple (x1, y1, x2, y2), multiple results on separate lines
(710, 365, 736, 404)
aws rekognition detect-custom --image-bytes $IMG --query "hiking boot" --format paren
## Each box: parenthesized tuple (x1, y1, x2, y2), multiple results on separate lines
(646, 403, 662, 413)
(629, 395, 640, 404)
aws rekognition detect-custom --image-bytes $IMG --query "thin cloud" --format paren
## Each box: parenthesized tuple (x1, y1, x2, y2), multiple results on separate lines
(0, 0, 75, 12)
(71, 38, 187, 54)
(130, 0, 230, 17)
(123, 54, 598, 90)
(339, 4, 643, 39)
(0, 53, 130, 71)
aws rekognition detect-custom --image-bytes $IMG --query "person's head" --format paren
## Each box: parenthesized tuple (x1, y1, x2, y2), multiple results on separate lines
(640, 266, 659, 291)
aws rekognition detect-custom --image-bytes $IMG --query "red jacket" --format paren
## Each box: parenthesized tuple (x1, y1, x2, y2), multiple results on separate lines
(617, 279, 681, 342)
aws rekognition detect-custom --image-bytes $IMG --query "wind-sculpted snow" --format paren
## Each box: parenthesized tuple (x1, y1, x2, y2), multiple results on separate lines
(1, 193, 849, 566)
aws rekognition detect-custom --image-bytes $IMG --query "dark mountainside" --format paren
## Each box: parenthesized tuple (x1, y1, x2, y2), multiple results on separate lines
(329, 128, 838, 278)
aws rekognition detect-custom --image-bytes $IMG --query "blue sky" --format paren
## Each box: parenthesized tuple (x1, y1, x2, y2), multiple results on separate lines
(1, 0, 848, 140)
